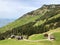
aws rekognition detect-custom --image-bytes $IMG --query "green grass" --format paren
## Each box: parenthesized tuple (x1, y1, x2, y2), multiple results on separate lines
(0, 39, 59, 45)
(33, 20, 46, 27)
(0, 39, 53, 45)
(0, 39, 46, 45)
(48, 14, 60, 21)
(29, 34, 45, 40)
(53, 32, 60, 41)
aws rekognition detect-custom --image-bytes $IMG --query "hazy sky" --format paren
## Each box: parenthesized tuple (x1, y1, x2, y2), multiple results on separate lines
(0, 0, 60, 19)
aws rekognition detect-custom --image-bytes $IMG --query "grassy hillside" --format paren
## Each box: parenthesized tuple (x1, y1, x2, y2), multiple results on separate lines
(29, 28, 60, 40)
(0, 28, 60, 45)
(29, 34, 44, 40)
(0, 4, 60, 39)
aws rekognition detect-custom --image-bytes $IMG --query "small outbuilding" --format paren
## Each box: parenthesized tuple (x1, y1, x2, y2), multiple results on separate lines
(50, 35, 55, 40)
(10, 35, 15, 39)
(15, 36, 23, 40)
(44, 33, 48, 38)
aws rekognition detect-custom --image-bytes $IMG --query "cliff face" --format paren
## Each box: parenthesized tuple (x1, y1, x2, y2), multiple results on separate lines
(0, 4, 60, 38)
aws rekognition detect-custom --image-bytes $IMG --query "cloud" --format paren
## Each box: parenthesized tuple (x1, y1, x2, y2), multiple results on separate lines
(0, 0, 38, 19)
(0, 0, 60, 19)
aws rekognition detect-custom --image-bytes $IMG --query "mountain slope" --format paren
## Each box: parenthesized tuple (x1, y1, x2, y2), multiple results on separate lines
(0, 4, 60, 39)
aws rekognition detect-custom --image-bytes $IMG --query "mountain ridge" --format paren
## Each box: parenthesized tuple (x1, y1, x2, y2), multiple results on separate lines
(0, 4, 60, 39)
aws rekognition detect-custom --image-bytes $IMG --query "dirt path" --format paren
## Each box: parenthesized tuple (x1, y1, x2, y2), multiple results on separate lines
(23, 39, 48, 42)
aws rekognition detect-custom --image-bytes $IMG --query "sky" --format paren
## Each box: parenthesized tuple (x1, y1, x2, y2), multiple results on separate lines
(0, 0, 60, 19)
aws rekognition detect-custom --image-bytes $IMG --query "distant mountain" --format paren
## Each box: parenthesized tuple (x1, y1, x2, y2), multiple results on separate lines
(0, 19, 15, 27)
(0, 4, 60, 39)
